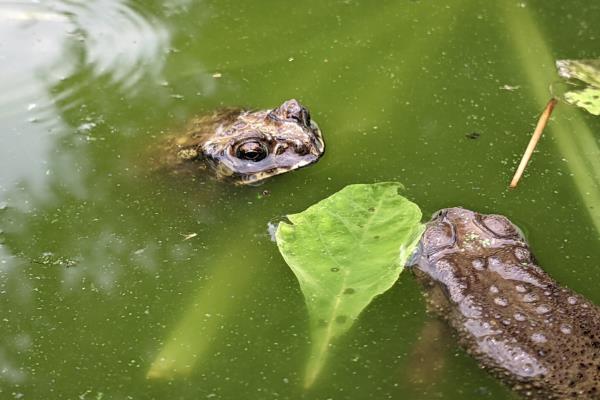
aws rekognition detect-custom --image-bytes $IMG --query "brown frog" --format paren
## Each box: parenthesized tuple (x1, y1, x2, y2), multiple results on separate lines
(411, 207, 600, 399)
(155, 99, 325, 185)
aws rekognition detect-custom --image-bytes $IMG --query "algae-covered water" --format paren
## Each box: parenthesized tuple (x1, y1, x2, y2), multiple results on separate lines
(1, 1, 599, 399)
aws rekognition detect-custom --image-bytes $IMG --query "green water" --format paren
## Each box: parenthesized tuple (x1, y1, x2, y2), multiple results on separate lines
(1, 1, 599, 399)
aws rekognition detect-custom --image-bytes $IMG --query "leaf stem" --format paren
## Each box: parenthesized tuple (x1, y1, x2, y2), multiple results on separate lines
(509, 97, 558, 188)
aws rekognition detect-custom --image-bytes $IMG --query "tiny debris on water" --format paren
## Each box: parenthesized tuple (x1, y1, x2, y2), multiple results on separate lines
(77, 122, 97, 133)
(32, 252, 77, 268)
(258, 189, 271, 199)
(267, 222, 279, 242)
(500, 84, 521, 91)
(465, 132, 481, 140)
(181, 233, 198, 241)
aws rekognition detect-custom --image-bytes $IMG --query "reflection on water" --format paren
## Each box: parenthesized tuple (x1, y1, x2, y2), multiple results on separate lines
(0, 0, 170, 199)
(0, 0, 174, 391)
(52, 0, 170, 90)
(0, 3, 71, 201)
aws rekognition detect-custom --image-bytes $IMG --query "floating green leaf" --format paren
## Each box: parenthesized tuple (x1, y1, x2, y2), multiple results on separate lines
(275, 182, 424, 387)
(557, 59, 600, 88)
(563, 87, 600, 116)
(556, 59, 600, 115)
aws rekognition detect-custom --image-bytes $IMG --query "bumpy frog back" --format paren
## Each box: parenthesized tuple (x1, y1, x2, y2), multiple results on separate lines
(413, 207, 600, 400)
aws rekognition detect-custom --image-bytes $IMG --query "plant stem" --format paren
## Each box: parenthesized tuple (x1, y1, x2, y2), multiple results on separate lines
(510, 98, 558, 188)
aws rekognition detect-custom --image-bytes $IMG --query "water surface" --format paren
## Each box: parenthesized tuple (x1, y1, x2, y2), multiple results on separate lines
(1, 1, 599, 399)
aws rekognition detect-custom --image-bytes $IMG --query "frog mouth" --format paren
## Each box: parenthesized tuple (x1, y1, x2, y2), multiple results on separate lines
(236, 155, 323, 185)
(218, 149, 324, 185)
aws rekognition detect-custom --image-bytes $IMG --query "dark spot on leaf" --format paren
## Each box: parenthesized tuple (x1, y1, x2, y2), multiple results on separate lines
(368, 207, 375, 212)
(344, 288, 355, 295)
(336, 315, 348, 324)
(330, 267, 340, 272)
(373, 235, 380, 240)
(466, 132, 481, 140)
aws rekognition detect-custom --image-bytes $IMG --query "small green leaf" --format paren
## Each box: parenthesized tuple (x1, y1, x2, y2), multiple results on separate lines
(556, 59, 600, 115)
(563, 87, 600, 116)
(557, 59, 600, 88)
(275, 182, 424, 387)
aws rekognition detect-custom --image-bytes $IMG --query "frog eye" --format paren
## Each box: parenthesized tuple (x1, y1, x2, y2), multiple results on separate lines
(421, 221, 456, 255)
(236, 141, 268, 161)
(480, 215, 519, 238)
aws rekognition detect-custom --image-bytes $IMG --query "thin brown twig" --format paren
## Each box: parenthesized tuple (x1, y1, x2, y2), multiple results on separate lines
(509, 98, 558, 188)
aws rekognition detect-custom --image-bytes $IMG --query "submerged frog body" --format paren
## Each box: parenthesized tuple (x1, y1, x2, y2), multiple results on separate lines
(412, 207, 600, 400)
(159, 99, 325, 185)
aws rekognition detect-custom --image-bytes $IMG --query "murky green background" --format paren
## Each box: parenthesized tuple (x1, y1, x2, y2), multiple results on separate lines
(1, 1, 599, 399)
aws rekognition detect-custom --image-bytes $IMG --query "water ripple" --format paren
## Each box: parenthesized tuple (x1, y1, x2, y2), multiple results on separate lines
(51, 0, 171, 90)
(0, 0, 171, 198)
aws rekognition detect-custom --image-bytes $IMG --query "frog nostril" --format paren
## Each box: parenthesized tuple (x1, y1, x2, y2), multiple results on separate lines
(273, 143, 288, 156)
(432, 209, 447, 220)
(293, 143, 309, 156)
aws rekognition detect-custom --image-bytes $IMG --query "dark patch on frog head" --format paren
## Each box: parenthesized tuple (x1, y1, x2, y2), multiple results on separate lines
(202, 99, 325, 185)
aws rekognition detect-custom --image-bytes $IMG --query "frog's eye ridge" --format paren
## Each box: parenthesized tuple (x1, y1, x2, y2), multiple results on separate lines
(268, 99, 311, 127)
(480, 215, 519, 238)
(422, 220, 456, 255)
